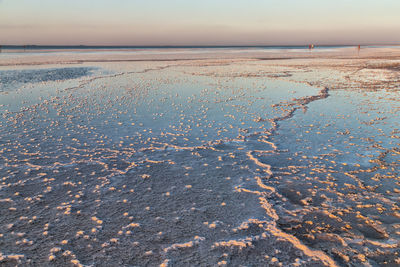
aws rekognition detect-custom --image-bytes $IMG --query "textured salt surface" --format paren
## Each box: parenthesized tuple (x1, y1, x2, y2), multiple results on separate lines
(1, 53, 400, 266)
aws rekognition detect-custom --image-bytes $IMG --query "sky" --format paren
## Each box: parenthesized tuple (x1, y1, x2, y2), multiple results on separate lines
(1, 0, 400, 46)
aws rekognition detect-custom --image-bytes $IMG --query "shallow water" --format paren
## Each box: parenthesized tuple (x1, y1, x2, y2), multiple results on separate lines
(1, 60, 399, 266)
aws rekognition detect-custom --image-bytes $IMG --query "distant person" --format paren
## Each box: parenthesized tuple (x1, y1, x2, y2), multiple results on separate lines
(357, 45, 361, 55)
(0, 45, 2, 53)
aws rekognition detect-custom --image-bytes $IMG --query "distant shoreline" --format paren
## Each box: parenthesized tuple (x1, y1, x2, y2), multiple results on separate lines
(1, 46, 400, 67)
(1, 44, 399, 50)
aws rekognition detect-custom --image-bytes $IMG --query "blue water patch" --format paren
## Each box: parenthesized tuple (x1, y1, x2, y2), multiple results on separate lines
(0, 67, 95, 92)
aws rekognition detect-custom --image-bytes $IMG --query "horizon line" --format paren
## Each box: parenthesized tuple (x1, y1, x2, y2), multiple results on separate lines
(1, 43, 400, 48)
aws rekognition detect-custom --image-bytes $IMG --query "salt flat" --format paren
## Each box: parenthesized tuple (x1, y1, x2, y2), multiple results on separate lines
(1, 47, 400, 266)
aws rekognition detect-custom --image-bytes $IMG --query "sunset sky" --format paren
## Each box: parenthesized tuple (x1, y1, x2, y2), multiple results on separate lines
(1, 0, 400, 45)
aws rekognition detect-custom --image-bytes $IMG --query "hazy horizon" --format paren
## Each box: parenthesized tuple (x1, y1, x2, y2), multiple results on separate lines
(2, 44, 400, 47)
(1, 0, 400, 46)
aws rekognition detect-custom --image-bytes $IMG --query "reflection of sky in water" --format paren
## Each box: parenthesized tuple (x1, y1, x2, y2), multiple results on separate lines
(0, 65, 320, 153)
(276, 89, 400, 167)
